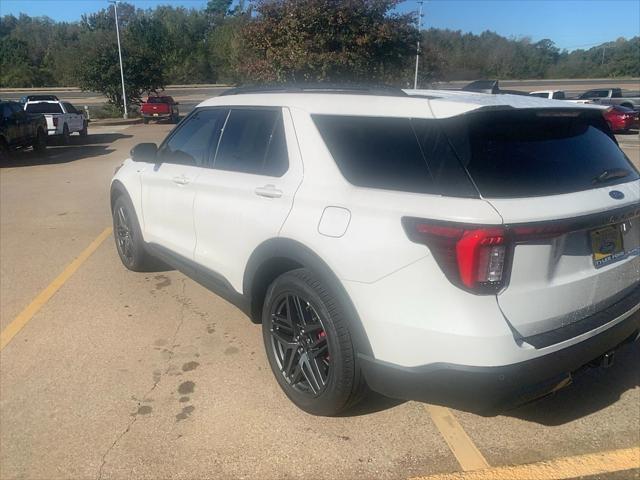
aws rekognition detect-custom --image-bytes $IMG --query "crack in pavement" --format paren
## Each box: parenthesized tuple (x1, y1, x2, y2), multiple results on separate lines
(96, 279, 188, 480)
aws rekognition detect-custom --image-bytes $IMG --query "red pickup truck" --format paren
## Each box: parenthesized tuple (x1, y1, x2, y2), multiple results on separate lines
(140, 96, 179, 124)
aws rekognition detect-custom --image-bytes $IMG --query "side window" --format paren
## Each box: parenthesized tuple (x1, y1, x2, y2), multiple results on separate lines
(312, 115, 436, 194)
(552, 91, 565, 100)
(8, 103, 25, 117)
(414, 119, 477, 198)
(2, 104, 12, 120)
(214, 108, 287, 176)
(160, 108, 225, 166)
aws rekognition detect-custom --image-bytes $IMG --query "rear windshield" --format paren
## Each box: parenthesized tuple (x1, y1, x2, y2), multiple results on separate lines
(444, 110, 639, 198)
(147, 97, 170, 103)
(25, 102, 62, 114)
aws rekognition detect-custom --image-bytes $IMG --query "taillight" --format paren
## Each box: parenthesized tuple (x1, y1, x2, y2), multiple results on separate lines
(403, 218, 573, 294)
(403, 219, 507, 294)
(53, 117, 58, 127)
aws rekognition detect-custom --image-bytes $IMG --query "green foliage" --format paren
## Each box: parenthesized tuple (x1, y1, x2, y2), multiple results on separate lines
(418, 29, 639, 83)
(0, 5, 638, 90)
(78, 18, 167, 111)
(240, 0, 418, 83)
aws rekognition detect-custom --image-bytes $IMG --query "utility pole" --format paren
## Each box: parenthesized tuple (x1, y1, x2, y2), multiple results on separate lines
(601, 46, 606, 66)
(109, 0, 128, 119)
(413, 1, 424, 90)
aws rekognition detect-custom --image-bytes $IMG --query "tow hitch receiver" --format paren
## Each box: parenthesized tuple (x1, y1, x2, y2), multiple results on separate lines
(601, 350, 616, 368)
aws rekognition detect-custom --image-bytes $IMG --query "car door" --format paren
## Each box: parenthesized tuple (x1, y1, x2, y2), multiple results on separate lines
(140, 108, 224, 260)
(193, 107, 303, 293)
(62, 102, 82, 131)
(8, 103, 28, 144)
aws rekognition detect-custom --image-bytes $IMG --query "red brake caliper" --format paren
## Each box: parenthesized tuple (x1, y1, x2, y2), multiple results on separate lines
(318, 330, 329, 361)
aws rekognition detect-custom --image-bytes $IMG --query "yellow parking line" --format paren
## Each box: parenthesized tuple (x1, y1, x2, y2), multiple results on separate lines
(410, 446, 640, 480)
(0, 227, 112, 351)
(427, 405, 490, 471)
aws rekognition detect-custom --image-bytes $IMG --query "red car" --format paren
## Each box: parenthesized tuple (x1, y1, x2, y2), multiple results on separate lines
(603, 105, 639, 132)
(140, 96, 179, 124)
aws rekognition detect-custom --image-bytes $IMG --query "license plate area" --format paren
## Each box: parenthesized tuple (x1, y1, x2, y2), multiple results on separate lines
(590, 224, 626, 268)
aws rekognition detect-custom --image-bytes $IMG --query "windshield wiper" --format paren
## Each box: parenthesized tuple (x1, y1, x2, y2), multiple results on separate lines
(592, 168, 629, 185)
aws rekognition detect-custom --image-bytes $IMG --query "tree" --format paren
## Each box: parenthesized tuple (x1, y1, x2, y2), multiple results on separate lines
(240, 0, 419, 84)
(78, 12, 168, 111)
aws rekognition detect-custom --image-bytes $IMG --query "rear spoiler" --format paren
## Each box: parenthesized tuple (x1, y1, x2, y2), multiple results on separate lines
(462, 80, 527, 96)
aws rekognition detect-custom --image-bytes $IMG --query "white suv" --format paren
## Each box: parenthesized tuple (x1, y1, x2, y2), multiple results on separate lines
(111, 86, 640, 416)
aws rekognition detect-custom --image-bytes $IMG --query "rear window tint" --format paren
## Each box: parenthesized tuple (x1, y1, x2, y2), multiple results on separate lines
(25, 102, 62, 114)
(312, 115, 476, 196)
(444, 110, 639, 198)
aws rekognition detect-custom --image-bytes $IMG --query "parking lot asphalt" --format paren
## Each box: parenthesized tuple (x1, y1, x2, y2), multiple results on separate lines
(1, 124, 639, 480)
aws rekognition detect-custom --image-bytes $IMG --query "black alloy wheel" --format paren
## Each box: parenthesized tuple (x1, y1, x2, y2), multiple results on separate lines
(262, 269, 367, 416)
(269, 293, 331, 396)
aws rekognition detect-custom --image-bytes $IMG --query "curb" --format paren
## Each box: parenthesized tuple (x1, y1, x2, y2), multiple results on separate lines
(89, 118, 142, 126)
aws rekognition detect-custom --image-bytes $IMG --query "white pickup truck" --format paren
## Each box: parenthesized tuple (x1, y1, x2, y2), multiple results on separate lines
(23, 100, 87, 143)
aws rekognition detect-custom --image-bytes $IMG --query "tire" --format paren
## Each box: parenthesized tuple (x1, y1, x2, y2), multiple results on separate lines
(143, 117, 149, 125)
(262, 268, 367, 416)
(32, 128, 47, 152)
(61, 124, 70, 145)
(80, 122, 88, 137)
(112, 195, 157, 272)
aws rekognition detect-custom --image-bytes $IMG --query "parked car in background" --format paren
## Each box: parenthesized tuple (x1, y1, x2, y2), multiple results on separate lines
(603, 105, 640, 132)
(529, 90, 567, 100)
(24, 100, 87, 143)
(19, 94, 59, 105)
(577, 88, 640, 111)
(0, 100, 47, 159)
(140, 96, 179, 124)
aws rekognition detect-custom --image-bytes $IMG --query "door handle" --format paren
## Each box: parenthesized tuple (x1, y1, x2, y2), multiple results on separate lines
(172, 175, 190, 185)
(254, 184, 283, 198)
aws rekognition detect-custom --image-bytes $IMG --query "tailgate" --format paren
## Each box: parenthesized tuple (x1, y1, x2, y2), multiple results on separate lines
(441, 108, 640, 340)
(490, 183, 640, 339)
(142, 103, 169, 114)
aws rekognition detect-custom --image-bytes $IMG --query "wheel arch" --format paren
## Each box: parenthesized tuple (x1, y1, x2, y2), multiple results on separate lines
(110, 179, 130, 212)
(243, 238, 373, 357)
(619, 102, 634, 109)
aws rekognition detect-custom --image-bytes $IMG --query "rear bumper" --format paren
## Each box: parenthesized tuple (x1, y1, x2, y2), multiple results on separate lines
(360, 307, 639, 414)
(142, 113, 172, 119)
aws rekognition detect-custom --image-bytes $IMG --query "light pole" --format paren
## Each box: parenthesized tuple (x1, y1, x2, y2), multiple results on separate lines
(413, 1, 424, 90)
(109, 0, 128, 119)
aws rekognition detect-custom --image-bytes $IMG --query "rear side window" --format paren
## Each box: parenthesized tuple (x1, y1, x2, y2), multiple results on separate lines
(312, 115, 476, 196)
(214, 108, 288, 176)
(160, 108, 225, 166)
(445, 110, 639, 198)
(25, 103, 63, 114)
(313, 115, 435, 193)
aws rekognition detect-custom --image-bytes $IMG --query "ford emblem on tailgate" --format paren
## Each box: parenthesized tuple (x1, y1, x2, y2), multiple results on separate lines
(609, 190, 625, 200)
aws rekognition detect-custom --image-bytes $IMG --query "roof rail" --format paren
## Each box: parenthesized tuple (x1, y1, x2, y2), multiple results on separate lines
(462, 80, 500, 94)
(220, 83, 408, 97)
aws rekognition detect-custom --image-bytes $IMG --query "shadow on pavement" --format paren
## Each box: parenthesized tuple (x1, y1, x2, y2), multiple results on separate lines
(1, 132, 132, 168)
(505, 342, 639, 426)
(338, 391, 406, 417)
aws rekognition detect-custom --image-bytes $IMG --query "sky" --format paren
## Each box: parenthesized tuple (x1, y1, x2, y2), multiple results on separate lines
(1, 0, 639, 51)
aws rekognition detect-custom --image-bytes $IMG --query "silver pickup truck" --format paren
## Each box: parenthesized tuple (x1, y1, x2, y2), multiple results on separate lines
(576, 88, 640, 111)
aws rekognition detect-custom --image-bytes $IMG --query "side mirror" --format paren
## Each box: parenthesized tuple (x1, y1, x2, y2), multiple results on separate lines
(130, 143, 158, 162)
